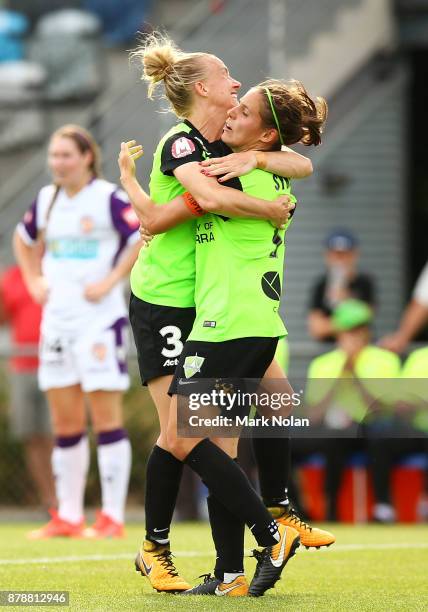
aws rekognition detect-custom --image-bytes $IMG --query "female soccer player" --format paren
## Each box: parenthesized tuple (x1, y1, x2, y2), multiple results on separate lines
(14, 124, 141, 539)
(122, 62, 330, 604)
(163, 80, 328, 597)
(119, 33, 313, 595)
(120, 32, 315, 594)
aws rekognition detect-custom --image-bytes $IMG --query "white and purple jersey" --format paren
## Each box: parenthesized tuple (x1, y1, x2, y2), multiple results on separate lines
(17, 178, 140, 336)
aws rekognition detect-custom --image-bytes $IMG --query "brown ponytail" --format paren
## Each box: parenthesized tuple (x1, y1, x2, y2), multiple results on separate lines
(257, 79, 328, 148)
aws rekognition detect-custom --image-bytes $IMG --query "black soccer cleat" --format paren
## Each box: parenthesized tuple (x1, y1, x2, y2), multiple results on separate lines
(248, 524, 300, 597)
(179, 573, 221, 595)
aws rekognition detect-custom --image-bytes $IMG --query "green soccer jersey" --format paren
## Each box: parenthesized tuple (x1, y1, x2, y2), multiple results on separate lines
(188, 169, 296, 342)
(130, 120, 216, 308)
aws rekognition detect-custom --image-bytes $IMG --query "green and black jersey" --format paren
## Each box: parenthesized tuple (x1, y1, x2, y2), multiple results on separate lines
(188, 168, 296, 342)
(130, 120, 225, 308)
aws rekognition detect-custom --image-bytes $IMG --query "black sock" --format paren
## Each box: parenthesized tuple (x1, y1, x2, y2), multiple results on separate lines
(145, 445, 183, 544)
(185, 439, 278, 547)
(207, 459, 245, 580)
(253, 435, 290, 509)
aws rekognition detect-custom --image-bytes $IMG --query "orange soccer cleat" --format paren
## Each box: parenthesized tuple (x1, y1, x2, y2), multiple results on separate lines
(27, 509, 84, 540)
(213, 575, 249, 597)
(272, 506, 336, 549)
(82, 511, 125, 539)
(135, 540, 191, 593)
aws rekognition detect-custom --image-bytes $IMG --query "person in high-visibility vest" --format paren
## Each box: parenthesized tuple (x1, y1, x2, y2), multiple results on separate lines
(303, 299, 400, 521)
(367, 347, 428, 522)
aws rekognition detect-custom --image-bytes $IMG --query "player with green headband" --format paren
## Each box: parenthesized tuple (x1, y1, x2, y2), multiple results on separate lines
(195, 85, 327, 547)
(265, 85, 288, 149)
(164, 78, 330, 597)
(199, 82, 336, 552)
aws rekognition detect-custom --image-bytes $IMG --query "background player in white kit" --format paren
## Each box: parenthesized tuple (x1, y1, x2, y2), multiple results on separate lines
(14, 124, 142, 539)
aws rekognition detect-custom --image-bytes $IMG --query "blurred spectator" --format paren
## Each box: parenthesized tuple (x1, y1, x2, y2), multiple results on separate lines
(366, 347, 428, 522)
(308, 229, 376, 341)
(0, 264, 56, 510)
(301, 299, 400, 520)
(392, 348, 427, 520)
(380, 260, 428, 353)
(82, 0, 152, 45)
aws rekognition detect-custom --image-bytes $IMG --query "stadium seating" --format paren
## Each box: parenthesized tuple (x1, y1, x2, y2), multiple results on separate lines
(27, 9, 104, 102)
(0, 60, 47, 151)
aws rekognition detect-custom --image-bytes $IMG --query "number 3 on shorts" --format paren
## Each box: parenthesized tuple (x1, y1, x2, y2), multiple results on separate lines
(159, 325, 183, 358)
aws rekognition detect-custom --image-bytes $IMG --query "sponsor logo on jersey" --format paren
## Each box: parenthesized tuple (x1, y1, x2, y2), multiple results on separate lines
(196, 220, 215, 244)
(92, 342, 107, 361)
(163, 358, 179, 367)
(80, 215, 94, 234)
(48, 238, 99, 259)
(183, 354, 205, 379)
(203, 320, 216, 328)
(122, 206, 140, 228)
(171, 137, 196, 159)
(261, 271, 281, 300)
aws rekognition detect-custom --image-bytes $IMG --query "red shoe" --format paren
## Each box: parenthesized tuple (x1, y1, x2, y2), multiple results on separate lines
(27, 509, 84, 540)
(82, 511, 125, 539)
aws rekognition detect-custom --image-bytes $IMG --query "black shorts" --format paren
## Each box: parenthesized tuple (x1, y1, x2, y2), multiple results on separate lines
(169, 336, 278, 397)
(129, 292, 196, 385)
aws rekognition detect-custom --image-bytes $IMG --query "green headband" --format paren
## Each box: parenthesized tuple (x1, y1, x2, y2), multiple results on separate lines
(264, 86, 285, 148)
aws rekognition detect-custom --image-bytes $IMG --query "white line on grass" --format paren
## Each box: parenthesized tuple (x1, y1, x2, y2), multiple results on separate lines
(0, 552, 211, 566)
(1, 542, 428, 566)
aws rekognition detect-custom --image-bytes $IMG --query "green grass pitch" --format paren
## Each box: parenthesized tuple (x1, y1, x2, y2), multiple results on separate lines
(0, 522, 427, 611)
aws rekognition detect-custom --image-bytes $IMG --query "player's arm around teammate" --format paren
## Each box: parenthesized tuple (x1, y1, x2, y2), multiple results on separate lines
(199, 145, 313, 181)
(128, 34, 317, 596)
(126, 38, 308, 455)
(118, 140, 300, 234)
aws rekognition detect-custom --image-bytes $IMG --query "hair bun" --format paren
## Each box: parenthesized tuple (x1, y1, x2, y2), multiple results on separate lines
(143, 46, 176, 83)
